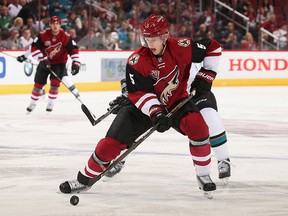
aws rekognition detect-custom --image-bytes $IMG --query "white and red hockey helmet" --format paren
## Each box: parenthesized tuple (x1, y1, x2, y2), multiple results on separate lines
(50, 15, 61, 24)
(141, 14, 169, 38)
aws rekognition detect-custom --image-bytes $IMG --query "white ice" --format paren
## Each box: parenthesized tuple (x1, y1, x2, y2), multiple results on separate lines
(0, 86, 288, 216)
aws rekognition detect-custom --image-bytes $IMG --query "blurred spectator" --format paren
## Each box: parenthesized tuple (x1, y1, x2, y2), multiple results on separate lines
(225, 32, 240, 49)
(181, 3, 194, 26)
(222, 22, 242, 43)
(79, 7, 88, 22)
(240, 32, 258, 50)
(34, 17, 49, 32)
(112, 0, 126, 23)
(195, 24, 209, 40)
(68, 26, 80, 42)
(67, 11, 82, 33)
(22, 16, 37, 38)
(178, 24, 191, 38)
(256, 6, 269, 25)
(78, 28, 104, 50)
(117, 20, 131, 48)
(273, 23, 287, 50)
(48, 0, 71, 29)
(213, 21, 225, 44)
(97, 11, 111, 34)
(165, 3, 176, 24)
(9, 16, 23, 32)
(119, 31, 136, 50)
(0, 5, 12, 30)
(18, 27, 33, 49)
(103, 30, 120, 50)
(236, 0, 250, 14)
(244, 4, 257, 32)
(5, 28, 20, 49)
(8, 0, 22, 19)
(262, 0, 274, 17)
(77, 18, 89, 40)
(261, 13, 277, 32)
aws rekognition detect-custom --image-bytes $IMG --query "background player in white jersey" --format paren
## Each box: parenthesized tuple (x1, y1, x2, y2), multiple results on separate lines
(59, 14, 224, 197)
(16, 16, 81, 113)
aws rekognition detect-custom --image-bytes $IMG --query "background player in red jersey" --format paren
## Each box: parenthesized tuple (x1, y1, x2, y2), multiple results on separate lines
(17, 16, 81, 113)
(60, 14, 224, 198)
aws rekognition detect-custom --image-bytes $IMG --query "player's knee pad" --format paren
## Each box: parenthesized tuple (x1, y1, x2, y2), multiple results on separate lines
(95, 136, 127, 162)
(200, 108, 227, 147)
(179, 112, 209, 141)
(200, 108, 225, 135)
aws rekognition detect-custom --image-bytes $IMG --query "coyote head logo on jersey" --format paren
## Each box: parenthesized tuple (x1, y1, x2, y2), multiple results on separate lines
(45, 42, 62, 59)
(153, 65, 180, 105)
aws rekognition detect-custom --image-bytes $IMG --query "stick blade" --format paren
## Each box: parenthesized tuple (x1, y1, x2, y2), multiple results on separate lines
(81, 104, 96, 126)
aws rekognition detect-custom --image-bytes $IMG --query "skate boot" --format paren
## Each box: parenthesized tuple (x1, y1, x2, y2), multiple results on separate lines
(59, 180, 91, 194)
(26, 102, 36, 114)
(46, 103, 54, 112)
(197, 175, 216, 199)
(104, 161, 125, 178)
(218, 158, 231, 184)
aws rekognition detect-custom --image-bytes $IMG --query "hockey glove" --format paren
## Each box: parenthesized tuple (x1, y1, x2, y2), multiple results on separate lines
(16, 55, 27, 63)
(71, 62, 80, 75)
(149, 105, 172, 133)
(190, 67, 216, 97)
(108, 95, 131, 114)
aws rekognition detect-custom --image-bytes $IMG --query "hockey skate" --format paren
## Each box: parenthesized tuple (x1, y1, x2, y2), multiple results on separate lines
(26, 102, 36, 114)
(46, 103, 54, 112)
(218, 158, 231, 185)
(59, 180, 91, 194)
(197, 175, 216, 199)
(104, 161, 125, 178)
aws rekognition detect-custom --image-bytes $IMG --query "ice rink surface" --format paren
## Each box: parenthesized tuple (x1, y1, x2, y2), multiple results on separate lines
(1, 86, 288, 216)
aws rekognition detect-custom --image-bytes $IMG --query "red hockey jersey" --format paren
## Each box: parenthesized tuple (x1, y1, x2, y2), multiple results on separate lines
(126, 38, 221, 116)
(30, 28, 80, 65)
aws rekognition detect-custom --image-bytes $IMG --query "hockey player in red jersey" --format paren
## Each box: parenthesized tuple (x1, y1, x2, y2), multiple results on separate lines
(16, 16, 81, 113)
(60, 14, 224, 197)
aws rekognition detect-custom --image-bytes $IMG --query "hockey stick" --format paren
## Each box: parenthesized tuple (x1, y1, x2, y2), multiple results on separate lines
(47, 67, 97, 120)
(87, 89, 196, 186)
(0, 50, 37, 76)
(0, 50, 38, 65)
(81, 103, 120, 126)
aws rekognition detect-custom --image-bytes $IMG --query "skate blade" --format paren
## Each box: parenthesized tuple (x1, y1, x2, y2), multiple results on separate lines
(222, 177, 230, 185)
(203, 191, 213, 199)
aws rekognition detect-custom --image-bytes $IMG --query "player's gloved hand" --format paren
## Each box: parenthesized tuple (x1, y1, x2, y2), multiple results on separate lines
(149, 105, 172, 133)
(71, 62, 80, 75)
(190, 67, 216, 97)
(108, 95, 131, 114)
(16, 55, 27, 63)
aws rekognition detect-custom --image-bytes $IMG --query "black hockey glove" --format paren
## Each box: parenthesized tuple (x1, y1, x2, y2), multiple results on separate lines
(108, 95, 131, 114)
(16, 54, 27, 63)
(71, 62, 80, 75)
(149, 105, 172, 133)
(190, 67, 216, 97)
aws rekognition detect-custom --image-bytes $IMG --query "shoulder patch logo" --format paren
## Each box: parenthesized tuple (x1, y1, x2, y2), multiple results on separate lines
(178, 39, 190, 47)
(150, 70, 160, 81)
(129, 54, 140, 65)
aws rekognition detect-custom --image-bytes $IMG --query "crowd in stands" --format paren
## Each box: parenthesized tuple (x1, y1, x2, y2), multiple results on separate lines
(0, 0, 287, 51)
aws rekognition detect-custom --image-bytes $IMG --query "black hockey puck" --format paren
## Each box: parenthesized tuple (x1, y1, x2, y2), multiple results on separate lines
(70, 195, 79, 206)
